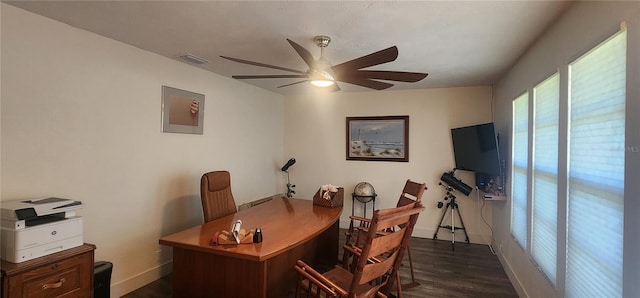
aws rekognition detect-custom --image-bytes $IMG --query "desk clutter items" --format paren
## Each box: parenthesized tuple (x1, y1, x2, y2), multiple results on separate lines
(253, 228, 263, 243)
(1, 197, 84, 263)
(210, 220, 258, 245)
(211, 229, 255, 245)
(313, 184, 344, 208)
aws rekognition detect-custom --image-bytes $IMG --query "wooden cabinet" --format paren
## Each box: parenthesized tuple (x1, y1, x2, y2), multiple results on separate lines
(1, 244, 95, 298)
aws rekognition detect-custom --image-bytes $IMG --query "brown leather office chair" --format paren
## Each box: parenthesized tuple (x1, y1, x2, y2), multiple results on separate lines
(342, 179, 427, 295)
(294, 202, 424, 298)
(200, 171, 237, 223)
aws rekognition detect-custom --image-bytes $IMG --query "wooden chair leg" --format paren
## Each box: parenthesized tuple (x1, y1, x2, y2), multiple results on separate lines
(341, 249, 351, 269)
(400, 244, 420, 290)
(395, 270, 403, 298)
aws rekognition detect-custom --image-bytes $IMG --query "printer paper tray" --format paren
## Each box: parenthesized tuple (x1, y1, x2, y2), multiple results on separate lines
(4, 235, 83, 263)
(1, 217, 83, 263)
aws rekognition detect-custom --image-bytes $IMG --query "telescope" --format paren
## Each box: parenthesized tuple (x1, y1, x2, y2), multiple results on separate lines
(281, 158, 296, 172)
(435, 170, 472, 250)
(281, 158, 296, 197)
(440, 171, 472, 196)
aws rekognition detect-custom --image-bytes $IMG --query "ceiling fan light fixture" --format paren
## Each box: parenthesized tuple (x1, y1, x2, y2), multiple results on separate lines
(310, 78, 335, 87)
(309, 36, 335, 87)
(309, 69, 335, 87)
(310, 52, 335, 87)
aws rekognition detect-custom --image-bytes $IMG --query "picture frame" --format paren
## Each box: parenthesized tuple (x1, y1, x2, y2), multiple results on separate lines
(346, 116, 409, 162)
(161, 86, 205, 134)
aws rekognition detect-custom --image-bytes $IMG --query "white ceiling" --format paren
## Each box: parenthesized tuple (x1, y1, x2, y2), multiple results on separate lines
(5, 0, 573, 95)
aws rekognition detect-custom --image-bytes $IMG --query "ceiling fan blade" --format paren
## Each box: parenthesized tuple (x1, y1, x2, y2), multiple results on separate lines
(344, 70, 428, 82)
(286, 39, 317, 70)
(221, 56, 306, 74)
(331, 46, 399, 73)
(277, 80, 308, 88)
(329, 83, 341, 92)
(337, 77, 394, 90)
(232, 74, 308, 79)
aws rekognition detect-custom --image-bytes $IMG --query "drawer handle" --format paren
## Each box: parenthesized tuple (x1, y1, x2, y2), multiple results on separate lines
(42, 278, 65, 290)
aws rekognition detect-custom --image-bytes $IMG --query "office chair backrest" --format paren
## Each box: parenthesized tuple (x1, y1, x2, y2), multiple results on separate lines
(200, 171, 237, 223)
(397, 179, 427, 208)
(342, 179, 427, 264)
(349, 202, 424, 297)
(295, 202, 424, 298)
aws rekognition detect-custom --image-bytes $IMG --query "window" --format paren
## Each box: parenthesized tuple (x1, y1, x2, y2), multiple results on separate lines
(532, 73, 559, 285)
(566, 29, 626, 298)
(510, 25, 626, 296)
(511, 92, 528, 249)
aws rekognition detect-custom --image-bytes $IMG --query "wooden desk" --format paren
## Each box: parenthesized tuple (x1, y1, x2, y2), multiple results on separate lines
(159, 197, 342, 298)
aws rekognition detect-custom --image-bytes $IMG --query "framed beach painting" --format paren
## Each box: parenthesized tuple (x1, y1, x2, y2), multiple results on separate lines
(162, 86, 205, 134)
(346, 116, 409, 162)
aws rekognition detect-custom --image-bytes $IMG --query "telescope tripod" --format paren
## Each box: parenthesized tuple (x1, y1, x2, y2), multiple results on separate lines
(433, 187, 469, 251)
(285, 170, 295, 198)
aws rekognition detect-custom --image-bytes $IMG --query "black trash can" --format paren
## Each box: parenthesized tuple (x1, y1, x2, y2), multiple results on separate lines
(94, 261, 113, 298)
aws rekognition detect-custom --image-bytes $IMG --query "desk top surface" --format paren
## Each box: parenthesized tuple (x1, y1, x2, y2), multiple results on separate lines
(159, 197, 342, 262)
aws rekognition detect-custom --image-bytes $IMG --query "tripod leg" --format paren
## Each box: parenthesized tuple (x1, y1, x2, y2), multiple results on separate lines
(433, 203, 450, 239)
(455, 204, 470, 243)
(451, 202, 455, 251)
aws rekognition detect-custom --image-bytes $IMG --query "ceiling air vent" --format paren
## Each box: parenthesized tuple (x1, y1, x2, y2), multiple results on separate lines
(179, 54, 210, 65)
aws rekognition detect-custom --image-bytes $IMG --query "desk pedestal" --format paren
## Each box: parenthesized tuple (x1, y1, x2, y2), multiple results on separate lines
(171, 221, 338, 298)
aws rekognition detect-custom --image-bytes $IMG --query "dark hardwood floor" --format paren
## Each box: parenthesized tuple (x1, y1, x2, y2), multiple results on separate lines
(123, 231, 517, 298)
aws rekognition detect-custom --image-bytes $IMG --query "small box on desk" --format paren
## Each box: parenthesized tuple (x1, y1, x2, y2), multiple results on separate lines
(313, 187, 344, 208)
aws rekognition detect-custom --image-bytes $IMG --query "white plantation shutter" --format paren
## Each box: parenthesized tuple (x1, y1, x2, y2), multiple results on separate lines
(532, 73, 559, 285)
(566, 29, 626, 297)
(511, 92, 529, 249)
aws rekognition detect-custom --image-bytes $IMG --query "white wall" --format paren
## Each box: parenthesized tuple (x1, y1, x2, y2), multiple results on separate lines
(492, 1, 640, 297)
(0, 4, 285, 296)
(284, 87, 499, 244)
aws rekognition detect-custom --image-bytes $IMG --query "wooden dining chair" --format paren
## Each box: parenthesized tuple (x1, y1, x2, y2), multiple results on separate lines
(200, 171, 237, 223)
(342, 180, 427, 295)
(294, 202, 424, 298)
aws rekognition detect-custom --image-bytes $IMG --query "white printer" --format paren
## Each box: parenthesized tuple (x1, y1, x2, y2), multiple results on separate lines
(1, 197, 84, 263)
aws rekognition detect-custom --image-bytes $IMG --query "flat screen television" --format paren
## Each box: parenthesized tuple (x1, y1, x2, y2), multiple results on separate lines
(450, 122, 502, 177)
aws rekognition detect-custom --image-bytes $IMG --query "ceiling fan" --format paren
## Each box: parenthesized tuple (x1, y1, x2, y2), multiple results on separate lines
(220, 36, 428, 91)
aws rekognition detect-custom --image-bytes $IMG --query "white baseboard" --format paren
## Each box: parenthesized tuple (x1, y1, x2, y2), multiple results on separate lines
(497, 251, 528, 297)
(110, 261, 173, 298)
(413, 226, 491, 245)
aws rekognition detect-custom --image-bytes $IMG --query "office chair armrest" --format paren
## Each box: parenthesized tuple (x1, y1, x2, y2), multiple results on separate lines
(349, 215, 372, 223)
(343, 244, 362, 255)
(295, 260, 347, 297)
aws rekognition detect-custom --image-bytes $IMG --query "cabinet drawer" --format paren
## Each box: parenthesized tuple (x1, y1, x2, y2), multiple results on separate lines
(24, 267, 81, 297)
(2, 245, 94, 298)
(19, 251, 88, 282)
